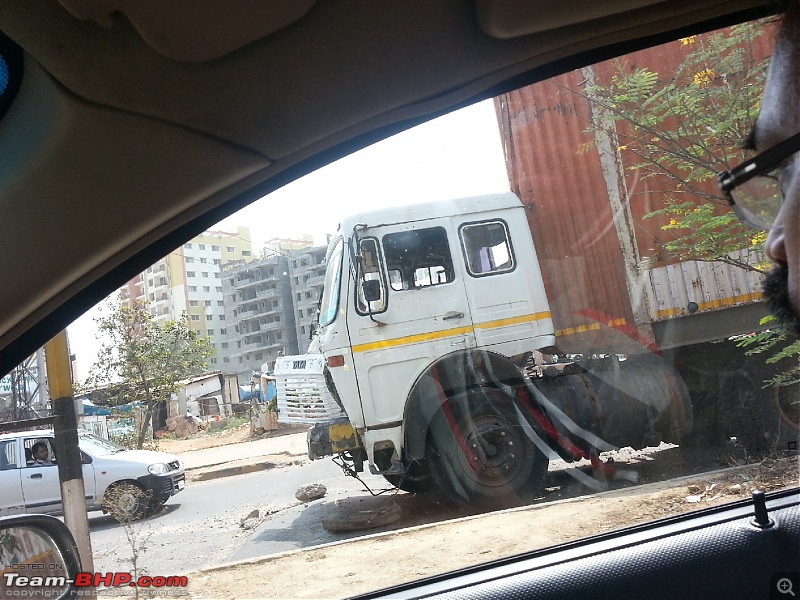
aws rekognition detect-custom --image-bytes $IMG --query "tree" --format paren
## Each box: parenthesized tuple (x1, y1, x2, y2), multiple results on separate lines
(574, 22, 770, 273)
(86, 298, 213, 448)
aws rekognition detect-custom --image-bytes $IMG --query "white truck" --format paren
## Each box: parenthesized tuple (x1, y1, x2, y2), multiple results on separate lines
(299, 192, 704, 505)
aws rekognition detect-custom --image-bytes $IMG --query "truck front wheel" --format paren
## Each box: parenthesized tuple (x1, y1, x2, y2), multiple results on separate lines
(427, 388, 548, 507)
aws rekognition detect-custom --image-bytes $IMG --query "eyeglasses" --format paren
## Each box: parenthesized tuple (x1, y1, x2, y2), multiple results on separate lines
(717, 131, 800, 230)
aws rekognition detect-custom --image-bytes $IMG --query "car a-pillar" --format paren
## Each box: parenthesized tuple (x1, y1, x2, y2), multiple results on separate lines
(401, 350, 550, 506)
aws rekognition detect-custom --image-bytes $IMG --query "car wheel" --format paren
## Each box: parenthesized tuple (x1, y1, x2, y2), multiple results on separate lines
(427, 387, 548, 507)
(103, 482, 149, 522)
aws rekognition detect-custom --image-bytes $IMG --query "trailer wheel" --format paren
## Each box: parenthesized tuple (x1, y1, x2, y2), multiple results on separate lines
(427, 388, 548, 506)
(383, 459, 437, 494)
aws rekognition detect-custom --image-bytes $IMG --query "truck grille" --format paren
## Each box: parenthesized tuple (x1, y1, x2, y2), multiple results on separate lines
(275, 355, 346, 424)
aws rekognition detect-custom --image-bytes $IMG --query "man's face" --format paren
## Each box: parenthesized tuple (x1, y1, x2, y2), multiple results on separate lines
(756, 7, 800, 334)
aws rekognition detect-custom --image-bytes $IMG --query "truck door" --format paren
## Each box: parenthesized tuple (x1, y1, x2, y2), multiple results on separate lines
(452, 208, 554, 356)
(349, 221, 474, 427)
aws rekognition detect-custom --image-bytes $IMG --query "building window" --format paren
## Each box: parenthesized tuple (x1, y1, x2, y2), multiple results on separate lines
(205, 300, 212, 306)
(208, 329, 214, 335)
(149, 293, 155, 301)
(220, 328, 227, 334)
(190, 300, 199, 307)
(216, 286, 223, 292)
(221, 342, 228, 349)
(202, 272, 209, 278)
(187, 271, 195, 277)
(191, 315, 200, 321)
(204, 286, 211, 292)
(185, 257, 194, 263)
(223, 357, 230, 363)
(218, 300, 224, 307)
(199, 244, 205, 250)
(214, 273, 221, 278)
(214, 259, 221, 265)
(243, 250, 252, 257)
(206, 314, 213, 321)
(212, 245, 220, 251)
(184, 243, 192, 249)
(210, 358, 217, 364)
(305, 291, 312, 299)
(227, 246, 235, 252)
(296, 293, 302, 301)
(188, 285, 197, 292)
(200, 257, 207, 264)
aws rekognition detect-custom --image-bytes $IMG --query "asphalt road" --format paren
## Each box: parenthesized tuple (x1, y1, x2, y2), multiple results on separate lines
(86, 441, 738, 578)
(87, 457, 389, 575)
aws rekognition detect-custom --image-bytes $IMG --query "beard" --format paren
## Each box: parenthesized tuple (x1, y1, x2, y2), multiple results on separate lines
(762, 264, 800, 336)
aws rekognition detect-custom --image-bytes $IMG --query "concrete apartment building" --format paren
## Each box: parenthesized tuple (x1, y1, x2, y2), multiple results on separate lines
(119, 226, 254, 368)
(220, 251, 296, 382)
(289, 244, 327, 354)
(121, 230, 329, 383)
(219, 238, 330, 381)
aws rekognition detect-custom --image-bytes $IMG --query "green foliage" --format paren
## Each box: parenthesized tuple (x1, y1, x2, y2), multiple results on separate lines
(85, 298, 213, 449)
(737, 316, 800, 387)
(579, 22, 769, 272)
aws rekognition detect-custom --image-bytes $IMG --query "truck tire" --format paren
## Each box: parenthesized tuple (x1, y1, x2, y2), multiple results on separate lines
(427, 387, 548, 507)
(103, 482, 149, 522)
(383, 459, 437, 494)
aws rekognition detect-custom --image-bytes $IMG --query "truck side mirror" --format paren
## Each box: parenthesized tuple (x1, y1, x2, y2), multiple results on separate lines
(362, 279, 381, 303)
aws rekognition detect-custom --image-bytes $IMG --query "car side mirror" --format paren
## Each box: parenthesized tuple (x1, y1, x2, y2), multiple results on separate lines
(0, 514, 82, 599)
(362, 279, 381, 303)
(80, 451, 92, 465)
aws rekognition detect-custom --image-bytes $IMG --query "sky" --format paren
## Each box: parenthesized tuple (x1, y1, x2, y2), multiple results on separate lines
(66, 99, 511, 382)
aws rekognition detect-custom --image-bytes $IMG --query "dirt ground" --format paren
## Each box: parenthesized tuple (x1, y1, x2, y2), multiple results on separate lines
(170, 426, 798, 600)
(157, 422, 305, 454)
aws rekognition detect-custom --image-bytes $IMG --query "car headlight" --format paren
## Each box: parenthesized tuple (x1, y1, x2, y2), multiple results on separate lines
(148, 463, 169, 475)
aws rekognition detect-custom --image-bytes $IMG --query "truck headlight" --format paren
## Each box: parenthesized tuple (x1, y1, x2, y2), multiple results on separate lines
(148, 463, 169, 475)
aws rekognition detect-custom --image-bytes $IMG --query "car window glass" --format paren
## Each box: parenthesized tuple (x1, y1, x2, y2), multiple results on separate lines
(0, 13, 792, 599)
(0, 439, 17, 469)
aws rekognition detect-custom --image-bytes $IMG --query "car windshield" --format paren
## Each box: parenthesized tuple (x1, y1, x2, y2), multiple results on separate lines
(78, 432, 124, 456)
(2, 12, 797, 600)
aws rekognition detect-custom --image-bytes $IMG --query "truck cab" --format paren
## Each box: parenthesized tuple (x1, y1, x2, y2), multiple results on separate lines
(315, 193, 554, 481)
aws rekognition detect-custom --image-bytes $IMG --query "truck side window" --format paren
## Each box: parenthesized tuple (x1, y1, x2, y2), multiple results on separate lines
(460, 220, 514, 276)
(356, 238, 387, 314)
(382, 227, 454, 291)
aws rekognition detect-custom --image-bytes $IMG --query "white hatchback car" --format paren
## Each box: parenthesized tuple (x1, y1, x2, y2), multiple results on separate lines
(0, 429, 185, 521)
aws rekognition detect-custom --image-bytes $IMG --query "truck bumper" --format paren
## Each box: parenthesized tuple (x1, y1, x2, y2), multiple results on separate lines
(307, 417, 361, 460)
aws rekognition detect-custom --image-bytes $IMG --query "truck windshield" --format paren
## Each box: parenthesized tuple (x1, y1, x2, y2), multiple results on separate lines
(318, 236, 344, 327)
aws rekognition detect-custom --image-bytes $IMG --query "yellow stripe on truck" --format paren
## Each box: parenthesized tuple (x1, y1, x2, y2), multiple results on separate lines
(474, 311, 551, 329)
(655, 292, 762, 319)
(352, 312, 552, 354)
